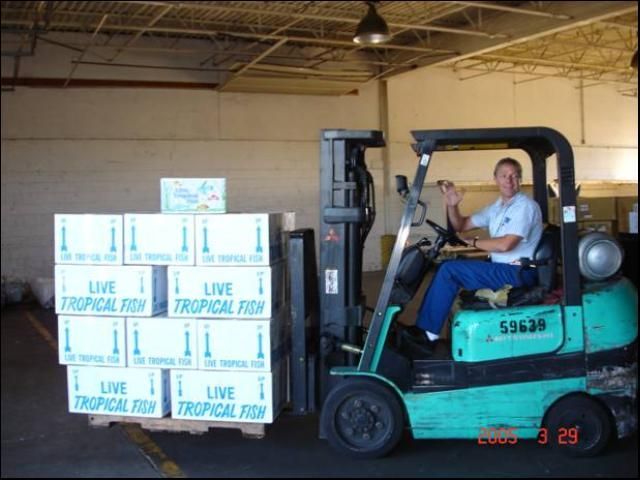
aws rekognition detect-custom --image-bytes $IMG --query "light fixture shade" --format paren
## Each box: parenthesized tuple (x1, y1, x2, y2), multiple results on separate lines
(353, 3, 391, 45)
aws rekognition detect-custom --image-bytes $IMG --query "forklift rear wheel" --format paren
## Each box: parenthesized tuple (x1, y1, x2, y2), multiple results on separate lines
(320, 378, 404, 459)
(545, 395, 612, 457)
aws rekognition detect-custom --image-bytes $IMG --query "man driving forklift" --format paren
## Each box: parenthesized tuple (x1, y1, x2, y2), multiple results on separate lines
(403, 157, 543, 354)
(311, 127, 636, 459)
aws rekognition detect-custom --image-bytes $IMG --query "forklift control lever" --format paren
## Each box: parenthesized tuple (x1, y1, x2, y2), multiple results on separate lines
(417, 238, 432, 248)
(338, 343, 364, 355)
(320, 333, 364, 356)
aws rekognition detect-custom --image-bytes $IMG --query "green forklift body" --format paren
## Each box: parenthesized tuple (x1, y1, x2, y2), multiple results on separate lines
(318, 127, 637, 457)
(583, 277, 638, 353)
(329, 365, 587, 439)
(452, 305, 564, 362)
(404, 377, 586, 439)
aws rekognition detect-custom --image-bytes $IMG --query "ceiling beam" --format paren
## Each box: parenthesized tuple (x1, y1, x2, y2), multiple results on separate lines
(225, 38, 288, 80)
(2, 18, 457, 55)
(0, 77, 219, 89)
(108, 4, 173, 62)
(476, 53, 633, 74)
(425, 2, 638, 67)
(63, 13, 108, 87)
(448, 1, 571, 19)
(104, 0, 505, 38)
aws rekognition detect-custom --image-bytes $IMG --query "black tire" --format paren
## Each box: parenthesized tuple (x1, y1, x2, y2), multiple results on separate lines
(544, 395, 613, 457)
(320, 378, 404, 459)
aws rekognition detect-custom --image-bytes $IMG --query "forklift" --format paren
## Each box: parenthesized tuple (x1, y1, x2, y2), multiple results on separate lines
(287, 127, 638, 458)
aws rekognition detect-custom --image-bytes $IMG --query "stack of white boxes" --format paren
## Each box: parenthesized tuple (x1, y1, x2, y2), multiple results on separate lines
(56, 178, 291, 425)
(55, 214, 171, 418)
(168, 213, 290, 424)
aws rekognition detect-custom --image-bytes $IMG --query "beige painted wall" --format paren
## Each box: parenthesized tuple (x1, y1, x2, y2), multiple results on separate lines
(1, 36, 638, 281)
(1, 84, 384, 280)
(385, 68, 638, 241)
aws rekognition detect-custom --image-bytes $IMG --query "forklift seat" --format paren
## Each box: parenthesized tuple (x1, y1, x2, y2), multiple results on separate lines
(529, 224, 560, 292)
(461, 224, 560, 309)
(389, 244, 429, 307)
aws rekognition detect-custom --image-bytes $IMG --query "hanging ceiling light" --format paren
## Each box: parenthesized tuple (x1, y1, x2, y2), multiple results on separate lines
(353, 2, 391, 45)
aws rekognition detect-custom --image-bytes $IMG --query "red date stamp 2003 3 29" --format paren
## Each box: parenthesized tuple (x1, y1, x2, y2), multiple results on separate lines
(477, 427, 579, 445)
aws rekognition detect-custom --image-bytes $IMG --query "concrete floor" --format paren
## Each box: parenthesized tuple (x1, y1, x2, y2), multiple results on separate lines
(1, 271, 638, 478)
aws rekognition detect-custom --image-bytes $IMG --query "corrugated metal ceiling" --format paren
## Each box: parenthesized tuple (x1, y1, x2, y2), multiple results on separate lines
(1, 1, 637, 95)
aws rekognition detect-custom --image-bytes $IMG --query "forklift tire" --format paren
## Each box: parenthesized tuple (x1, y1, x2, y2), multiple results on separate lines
(320, 377, 404, 459)
(544, 395, 613, 457)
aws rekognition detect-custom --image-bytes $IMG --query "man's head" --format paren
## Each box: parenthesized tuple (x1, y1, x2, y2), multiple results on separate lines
(493, 157, 522, 201)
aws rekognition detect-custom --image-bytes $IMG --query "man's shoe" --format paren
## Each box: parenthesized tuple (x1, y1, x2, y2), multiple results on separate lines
(399, 325, 430, 346)
(402, 335, 436, 359)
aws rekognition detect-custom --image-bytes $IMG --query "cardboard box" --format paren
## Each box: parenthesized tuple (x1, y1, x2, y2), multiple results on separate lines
(616, 197, 638, 234)
(126, 317, 197, 369)
(549, 197, 617, 223)
(195, 213, 286, 266)
(578, 221, 616, 236)
(67, 366, 171, 418)
(161, 178, 226, 213)
(167, 262, 286, 319)
(54, 214, 123, 265)
(577, 197, 616, 220)
(170, 361, 287, 423)
(124, 214, 195, 265)
(58, 315, 126, 367)
(55, 265, 167, 317)
(197, 311, 289, 371)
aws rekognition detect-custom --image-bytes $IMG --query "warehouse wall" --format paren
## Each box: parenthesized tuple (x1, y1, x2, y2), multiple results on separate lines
(385, 68, 638, 239)
(1, 84, 384, 281)
(388, 67, 638, 177)
(1, 35, 638, 282)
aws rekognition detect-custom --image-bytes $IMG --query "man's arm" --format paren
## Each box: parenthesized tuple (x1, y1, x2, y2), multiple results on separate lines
(472, 234, 522, 253)
(441, 182, 476, 233)
(470, 200, 539, 253)
(447, 203, 475, 233)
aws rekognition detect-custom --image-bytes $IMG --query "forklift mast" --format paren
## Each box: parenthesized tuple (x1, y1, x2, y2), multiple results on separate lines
(291, 126, 580, 409)
(291, 127, 634, 458)
(317, 129, 385, 402)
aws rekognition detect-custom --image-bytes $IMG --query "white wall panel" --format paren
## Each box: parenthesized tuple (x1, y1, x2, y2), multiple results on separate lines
(385, 67, 637, 240)
(1, 80, 384, 279)
(219, 91, 380, 141)
(1, 89, 220, 140)
(584, 85, 638, 147)
(1, 41, 637, 282)
(389, 68, 516, 140)
(513, 76, 582, 144)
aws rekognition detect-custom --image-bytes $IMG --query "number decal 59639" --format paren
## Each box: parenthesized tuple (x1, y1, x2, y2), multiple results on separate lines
(500, 319, 546, 334)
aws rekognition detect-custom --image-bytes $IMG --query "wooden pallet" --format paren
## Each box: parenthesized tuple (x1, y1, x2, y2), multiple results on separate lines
(88, 414, 266, 439)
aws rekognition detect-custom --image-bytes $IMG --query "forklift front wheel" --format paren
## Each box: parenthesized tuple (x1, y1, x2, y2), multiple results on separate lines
(320, 377, 404, 459)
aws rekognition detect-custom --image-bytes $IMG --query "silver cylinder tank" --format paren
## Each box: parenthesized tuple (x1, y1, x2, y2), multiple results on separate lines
(578, 232, 624, 281)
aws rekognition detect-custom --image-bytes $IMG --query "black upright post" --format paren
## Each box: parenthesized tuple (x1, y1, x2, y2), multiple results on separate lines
(318, 129, 385, 403)
(288, 229, 319, 415)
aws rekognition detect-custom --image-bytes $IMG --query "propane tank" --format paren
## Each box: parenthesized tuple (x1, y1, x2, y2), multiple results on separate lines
(578, 232, 624, 281)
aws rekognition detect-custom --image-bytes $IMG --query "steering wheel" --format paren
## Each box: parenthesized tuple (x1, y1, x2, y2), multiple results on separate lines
(425, 219, 468, 247)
